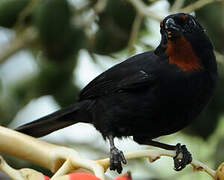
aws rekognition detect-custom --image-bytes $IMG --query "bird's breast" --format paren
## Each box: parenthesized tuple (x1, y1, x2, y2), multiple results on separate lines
(166, 37, 203, 72)
(160, 70, 216, 121)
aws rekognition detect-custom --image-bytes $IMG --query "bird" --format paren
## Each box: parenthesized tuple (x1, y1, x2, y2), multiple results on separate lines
(16, 13, 218, 174)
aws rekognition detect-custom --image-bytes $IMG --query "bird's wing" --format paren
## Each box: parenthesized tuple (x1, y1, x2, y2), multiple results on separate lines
(117, 70, 156, 90)
(79, 51, 160, 100)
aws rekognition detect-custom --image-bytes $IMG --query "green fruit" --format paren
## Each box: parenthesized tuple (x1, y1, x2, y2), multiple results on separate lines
(0, 0, 29, 28)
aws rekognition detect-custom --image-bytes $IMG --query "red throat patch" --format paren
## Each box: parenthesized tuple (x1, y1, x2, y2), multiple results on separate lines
(166, 37, 203, 72)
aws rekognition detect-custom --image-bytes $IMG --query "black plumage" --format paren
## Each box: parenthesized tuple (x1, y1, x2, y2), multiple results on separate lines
(16, 13, 217, 173)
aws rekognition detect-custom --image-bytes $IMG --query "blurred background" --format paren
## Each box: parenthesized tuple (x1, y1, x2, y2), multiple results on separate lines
(0, 0, 224, 179)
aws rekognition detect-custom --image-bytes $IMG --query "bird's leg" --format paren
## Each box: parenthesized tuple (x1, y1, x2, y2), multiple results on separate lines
(173, 143, 192, 171)
(134, 137, 192, 171)
(108, 135, 127, 174)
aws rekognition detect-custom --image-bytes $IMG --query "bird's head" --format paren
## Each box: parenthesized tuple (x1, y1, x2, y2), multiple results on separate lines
(155, 13, 216, 72)
(160, 13, 204, 41)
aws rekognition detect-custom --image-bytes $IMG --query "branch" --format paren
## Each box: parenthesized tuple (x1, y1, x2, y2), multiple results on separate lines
(0, 126, 105, 180)
(215, 50, 224, 64)
(0, 0, 41, 65)
(128, 0, 163, 21)
(179, 0, 224, 13)
(97, 149, 216, 179)
(0, 156, 25, 180)
(128, 0, 224, 21)
(16, 0, 43, 28)
(84, 0, 107, 35)
(128, 13, 144, 53)
(0, 27, 38, 65)
(0, 156, 104, 180)
(170, 0, 185, 12)
(0, 126, 223, 180)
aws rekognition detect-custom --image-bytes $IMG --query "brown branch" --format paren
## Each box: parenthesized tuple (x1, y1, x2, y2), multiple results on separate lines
(0, 27, 38, 65)
(128, 0, 163, 21)
(85, 0, 107, 34)
(128, 13, 144, 53)
(170, 0, 185, 12)
(16, 0, 43, 28)
(180, 0, 224, 13)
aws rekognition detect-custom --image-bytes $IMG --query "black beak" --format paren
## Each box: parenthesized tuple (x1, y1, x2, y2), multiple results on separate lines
(165, 18, 180, 32)
(164, 18, 182, 40)
(155, 17, 182, 56)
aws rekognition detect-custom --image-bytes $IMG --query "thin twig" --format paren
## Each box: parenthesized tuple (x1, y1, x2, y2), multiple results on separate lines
(85, 0, 107, 30)
(16, 0, 42, 28)
(97, 149, 217, 179)
(215, 50, 224, 64)
(180, 0, 224, 13)
(128, 0, 163, 21)
(84, 0, 107, 41)
(171, 0, 185, 12)
(94, 0, 107, 13)
(0, 27, 38, 65)
(0, 0, 40, 65)
(128, 13, 144, 53)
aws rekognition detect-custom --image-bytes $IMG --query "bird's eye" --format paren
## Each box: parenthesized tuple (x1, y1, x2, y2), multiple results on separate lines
(181, 15, 197, 27)
(188, 18, 196, 26)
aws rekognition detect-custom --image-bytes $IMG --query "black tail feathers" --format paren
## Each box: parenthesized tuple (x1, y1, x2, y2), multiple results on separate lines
(15, 100, 92, 137)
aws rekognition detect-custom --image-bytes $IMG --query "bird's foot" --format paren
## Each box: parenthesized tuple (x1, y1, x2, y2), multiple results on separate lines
(110, 147, 127, 174)
(173, 143, 192, 171)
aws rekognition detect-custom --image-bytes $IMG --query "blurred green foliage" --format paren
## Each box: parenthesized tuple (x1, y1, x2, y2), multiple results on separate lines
(91, 0, 150, 55)
(34, 0, 86, 60)
(0, 0, 224, 179)
(91, 0, 137, 54)
(0, 0, 29, 28)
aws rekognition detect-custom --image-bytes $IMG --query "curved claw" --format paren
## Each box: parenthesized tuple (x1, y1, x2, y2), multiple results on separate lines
(110, 147, 127, 174)
(173, 143, 192, 171)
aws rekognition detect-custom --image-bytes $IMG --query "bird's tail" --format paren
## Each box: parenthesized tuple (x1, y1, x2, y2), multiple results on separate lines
(15, 100, 92, 137)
